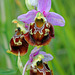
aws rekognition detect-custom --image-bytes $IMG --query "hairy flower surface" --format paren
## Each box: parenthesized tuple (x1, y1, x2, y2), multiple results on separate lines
(22, 47, 53, 75)
(18, 0, 65, 46)
(24, 21, 54, 46)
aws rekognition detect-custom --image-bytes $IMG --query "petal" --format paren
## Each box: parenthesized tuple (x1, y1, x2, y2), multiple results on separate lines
(46, 12, 65, 26)
(39, 51, 46, 54)
(29, 47, 40, 62)
(39, 51, 53, 62)
(31, 47, 40, 54)
(43, 54, 53, 62)
(17, 10, 38, 24)
(37, 0, 51, 12)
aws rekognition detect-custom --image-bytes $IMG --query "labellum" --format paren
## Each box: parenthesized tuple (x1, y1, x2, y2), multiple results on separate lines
(24, 22, 54, 46)
(8, 27, 29, 56)
(30, 60, 53, 75)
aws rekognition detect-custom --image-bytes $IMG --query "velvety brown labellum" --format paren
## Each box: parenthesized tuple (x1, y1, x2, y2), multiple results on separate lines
(30, 63, 53, 75)
(10, 28, 29, 56)
(24, 22, 54, 46)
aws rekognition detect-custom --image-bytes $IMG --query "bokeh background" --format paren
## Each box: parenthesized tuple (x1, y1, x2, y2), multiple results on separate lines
(0, 0, 75, 75)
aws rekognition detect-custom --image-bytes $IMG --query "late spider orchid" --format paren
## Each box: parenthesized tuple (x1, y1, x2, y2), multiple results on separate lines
(18, 0, 65, 46)
(7, 20, 29, 56)
(22, 47, 53, 75)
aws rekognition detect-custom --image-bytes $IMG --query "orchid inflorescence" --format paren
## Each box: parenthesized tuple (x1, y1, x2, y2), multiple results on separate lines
(7, 0, 65, 75)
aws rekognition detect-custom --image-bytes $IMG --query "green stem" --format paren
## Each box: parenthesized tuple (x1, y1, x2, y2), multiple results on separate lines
(17, 52, 23, 74)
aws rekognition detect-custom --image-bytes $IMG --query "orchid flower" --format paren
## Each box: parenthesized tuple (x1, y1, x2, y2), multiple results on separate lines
(18, 0, 65, 46)
(22, 47, 53, 75)
(7, 20, 29, 56)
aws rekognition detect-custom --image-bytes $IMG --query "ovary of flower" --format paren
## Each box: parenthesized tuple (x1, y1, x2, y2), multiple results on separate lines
(17, 52, 23, 73)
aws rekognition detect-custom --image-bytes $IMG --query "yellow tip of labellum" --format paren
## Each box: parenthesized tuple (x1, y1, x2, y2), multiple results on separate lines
(36, 45, 43, 48)
(7, 50, 11, 53)
(7, 50, 17, 56)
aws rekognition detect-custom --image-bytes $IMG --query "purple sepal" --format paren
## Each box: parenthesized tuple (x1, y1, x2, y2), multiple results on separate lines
(37, 0, 51, 12)
(29, 47, 41, 62)
(18, 10, 38, 24)
(46, 12, 65, 26)
(39, 51, 53, 62)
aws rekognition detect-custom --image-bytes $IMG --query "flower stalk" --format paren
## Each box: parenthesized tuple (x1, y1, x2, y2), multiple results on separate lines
(17, 52, 23, 74)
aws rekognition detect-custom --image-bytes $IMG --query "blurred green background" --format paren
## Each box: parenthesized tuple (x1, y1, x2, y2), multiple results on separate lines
(0, 0, 75, 75)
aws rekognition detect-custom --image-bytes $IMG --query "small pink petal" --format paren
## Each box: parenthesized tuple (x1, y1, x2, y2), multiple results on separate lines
(29, 47, 40, 62)
(31, 47, 40, 54)
(39, 51, 53, 62)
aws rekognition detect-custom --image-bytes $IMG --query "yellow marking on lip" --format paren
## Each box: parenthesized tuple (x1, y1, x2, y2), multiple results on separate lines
(13, 38, 22, 45)
(39, 31, 43, 35)
(30, 29, 33, 35)
(45, 29, 50, 32)
(44, 33, 48, 36)
(46, 23, 50, 28)
(46, 23, 49, 27)
(44, 29, 50, 36)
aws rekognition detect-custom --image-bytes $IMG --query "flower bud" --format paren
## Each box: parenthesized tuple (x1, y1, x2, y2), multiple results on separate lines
(25, 0, 38, 10)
